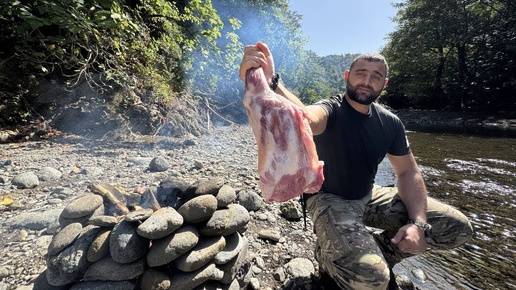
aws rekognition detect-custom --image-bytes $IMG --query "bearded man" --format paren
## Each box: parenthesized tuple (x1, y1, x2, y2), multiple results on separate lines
(240, 42, 473, 290)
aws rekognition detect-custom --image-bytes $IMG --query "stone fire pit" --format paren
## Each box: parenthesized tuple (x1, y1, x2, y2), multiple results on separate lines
(38, 176, 251, 290)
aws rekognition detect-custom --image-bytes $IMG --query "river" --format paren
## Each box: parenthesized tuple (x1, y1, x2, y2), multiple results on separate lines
(376, 129, 515, 290)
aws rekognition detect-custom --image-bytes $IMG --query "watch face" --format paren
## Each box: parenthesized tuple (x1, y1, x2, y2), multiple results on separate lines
(409, 219, 432, 236)
(425, 226, 433, 238)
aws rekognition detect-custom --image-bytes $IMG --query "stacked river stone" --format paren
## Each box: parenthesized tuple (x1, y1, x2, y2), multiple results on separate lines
(39, 176, 251, 290)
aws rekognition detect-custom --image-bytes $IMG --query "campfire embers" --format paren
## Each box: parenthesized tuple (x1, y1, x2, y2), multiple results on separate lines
(42, 178, 251, 290)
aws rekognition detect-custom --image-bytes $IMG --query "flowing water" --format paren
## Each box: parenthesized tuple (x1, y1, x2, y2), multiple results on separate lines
(376, 129, 515, 290)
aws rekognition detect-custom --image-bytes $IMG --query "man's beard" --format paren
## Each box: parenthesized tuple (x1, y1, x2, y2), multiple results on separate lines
(346, 81, 382, 105)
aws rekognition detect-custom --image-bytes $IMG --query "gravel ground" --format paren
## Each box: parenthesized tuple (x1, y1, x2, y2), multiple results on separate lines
(0, 124, 324, 290)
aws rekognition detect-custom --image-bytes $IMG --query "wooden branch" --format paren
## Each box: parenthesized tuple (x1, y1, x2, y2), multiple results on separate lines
(89, 183, 130, 215)
(140, 188, 161, 211)
(203, 97, 236, 125)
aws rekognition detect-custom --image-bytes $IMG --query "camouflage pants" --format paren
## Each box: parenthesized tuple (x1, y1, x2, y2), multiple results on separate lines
(306, 185, 473, 290)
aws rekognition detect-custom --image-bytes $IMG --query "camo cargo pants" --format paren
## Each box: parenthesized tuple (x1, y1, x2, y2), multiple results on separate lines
(306, 185, 473, 290)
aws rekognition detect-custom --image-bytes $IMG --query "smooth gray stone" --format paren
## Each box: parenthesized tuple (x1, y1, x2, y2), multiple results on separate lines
(195, 177, 225, 195)
(200, 204, 250, 236)
(59, 204, 104, 228)
(125, 208, 154, 222)
(258, 229, 281, 243)
(79, 167, 104, 177)
(178, 194, 218, 224)
(139, 268, 171, 290)
(88, 215, 118, 227)
(110, 220, 149, 264)
(82, 256, 145, 281)
(11, 172, 39, 189)
(69, 280, 136, 290)
(174, 236, 226, 272)
(47, 222, 82, 256)
(213, 232, 244, 264)
(137, 207, 183, 239)
(217, 236, 249, 284)
(215, 185, 236, 208)
(169, 263, 224, 290)
(46, 225, 101, 286)
(5, 208, 62, 230)
(149, 156, 170, 172)
(236, 190, 263, 211)
(146, 226, 199, 267)
(87, 228, 111, 263)
(61, 195, 104, 219)
(36, 167, 62, 181)
(32, 270, 71, 290)
(284, 258, 315, 278)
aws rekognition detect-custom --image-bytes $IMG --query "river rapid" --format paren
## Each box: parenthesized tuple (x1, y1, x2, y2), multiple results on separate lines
(376, 129, 515, 290)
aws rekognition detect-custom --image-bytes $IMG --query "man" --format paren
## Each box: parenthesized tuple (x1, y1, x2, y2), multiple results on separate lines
(240, 42, 473, 290)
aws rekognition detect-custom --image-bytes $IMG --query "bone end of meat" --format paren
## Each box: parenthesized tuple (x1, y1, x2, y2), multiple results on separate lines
(263, 160, 324, 203)
(243, 68, 325, 203)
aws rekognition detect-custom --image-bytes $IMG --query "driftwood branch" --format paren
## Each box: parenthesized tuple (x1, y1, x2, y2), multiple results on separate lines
(203, 97, 237, 126)
(140, 188, 161, 211)
(89, 183, 130, 215)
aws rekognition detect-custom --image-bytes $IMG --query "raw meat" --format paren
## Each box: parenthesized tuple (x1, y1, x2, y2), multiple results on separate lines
(243, 67, 324, 202)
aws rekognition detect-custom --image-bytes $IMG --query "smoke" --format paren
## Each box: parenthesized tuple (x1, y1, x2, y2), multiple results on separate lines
(181, 1, 303, 110)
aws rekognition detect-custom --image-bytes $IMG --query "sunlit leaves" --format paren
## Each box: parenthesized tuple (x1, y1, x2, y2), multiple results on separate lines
(382, 0, 515, 112)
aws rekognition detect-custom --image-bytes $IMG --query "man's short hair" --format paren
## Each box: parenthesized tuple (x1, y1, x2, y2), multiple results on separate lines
(350, 53, 389, 78)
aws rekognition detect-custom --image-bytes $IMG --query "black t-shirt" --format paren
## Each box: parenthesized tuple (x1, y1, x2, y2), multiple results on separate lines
(313, 95, 410, 199)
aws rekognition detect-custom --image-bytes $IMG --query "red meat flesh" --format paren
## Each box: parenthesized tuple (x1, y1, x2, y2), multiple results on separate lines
(243, 67, 324, 202)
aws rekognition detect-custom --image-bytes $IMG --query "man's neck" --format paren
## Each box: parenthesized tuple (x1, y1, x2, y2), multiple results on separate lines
(344, 94, 371, 115)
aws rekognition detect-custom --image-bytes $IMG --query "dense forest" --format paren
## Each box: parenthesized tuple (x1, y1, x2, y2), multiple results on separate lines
(0, 0, 514, 131)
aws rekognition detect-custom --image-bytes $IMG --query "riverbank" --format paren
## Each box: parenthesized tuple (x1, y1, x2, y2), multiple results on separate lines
(0, 125, 320, 289)
(1, 107, 514, 289)
(0, 124, 443, 290)
(394, 109, 516, 137)
(2, 108, 515, 146)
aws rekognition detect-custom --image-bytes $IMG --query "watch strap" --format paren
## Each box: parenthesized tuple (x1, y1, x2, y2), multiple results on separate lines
(408, 219, 432, 237)
(270, 73, 280, 91)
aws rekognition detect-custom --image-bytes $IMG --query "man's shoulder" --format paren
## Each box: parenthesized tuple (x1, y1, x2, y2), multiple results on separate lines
(373, 103, 402, 121)
(315, 94, 344, 106)
(313, 95, 344, 117)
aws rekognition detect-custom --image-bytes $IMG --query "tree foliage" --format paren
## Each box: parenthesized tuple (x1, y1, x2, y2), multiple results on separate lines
(0, 0, 329, 127)
(289, 52, 357, 104)
(381, 0, 516, 112)
(2, 0, 512, 130)
(0, 0, 223, 124)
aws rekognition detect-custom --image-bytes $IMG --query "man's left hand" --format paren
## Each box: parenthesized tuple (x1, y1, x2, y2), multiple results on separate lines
(390, 224, 427, 255)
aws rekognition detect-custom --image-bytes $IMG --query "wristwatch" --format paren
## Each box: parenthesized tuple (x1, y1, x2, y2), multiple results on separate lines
(269, 73, 280, 91)
(408, 219, 432, 237)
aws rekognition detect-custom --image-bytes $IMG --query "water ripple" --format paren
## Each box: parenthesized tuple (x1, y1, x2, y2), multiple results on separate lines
(445, 158, 516, 177)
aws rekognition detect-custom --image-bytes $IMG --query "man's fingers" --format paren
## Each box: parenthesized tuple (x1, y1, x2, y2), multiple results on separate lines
(244, 45, 267, 61)
(239, 42, 274, 81)
(239, 57, 267, 81)
(239, 52, 269, 81)
(256, 42, 271, 57)
(396, 239, 426, 254)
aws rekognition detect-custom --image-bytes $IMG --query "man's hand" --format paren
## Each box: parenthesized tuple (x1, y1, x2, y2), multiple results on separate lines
(239, 42, 275, 83)
(391, 224, 427, 255)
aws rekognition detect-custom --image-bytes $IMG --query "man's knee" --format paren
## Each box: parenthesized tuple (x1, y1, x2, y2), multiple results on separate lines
(330, 253, 391, 290)
(451, 218, 474, 246)
(429, 206, 474, 249)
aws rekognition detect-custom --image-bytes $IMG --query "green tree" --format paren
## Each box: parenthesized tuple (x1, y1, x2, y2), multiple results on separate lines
(0, 0, 223, 125)
(382, 0, 515, 112)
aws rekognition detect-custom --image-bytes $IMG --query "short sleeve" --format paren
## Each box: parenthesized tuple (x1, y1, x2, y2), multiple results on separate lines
(388, 121, 411, 156)
(314, 95, 342, 128)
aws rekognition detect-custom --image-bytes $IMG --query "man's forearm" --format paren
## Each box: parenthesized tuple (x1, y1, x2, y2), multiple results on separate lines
(397, 171, 428, 222)
(273, 82, 328, 135)
(275, 83, 305, 107)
